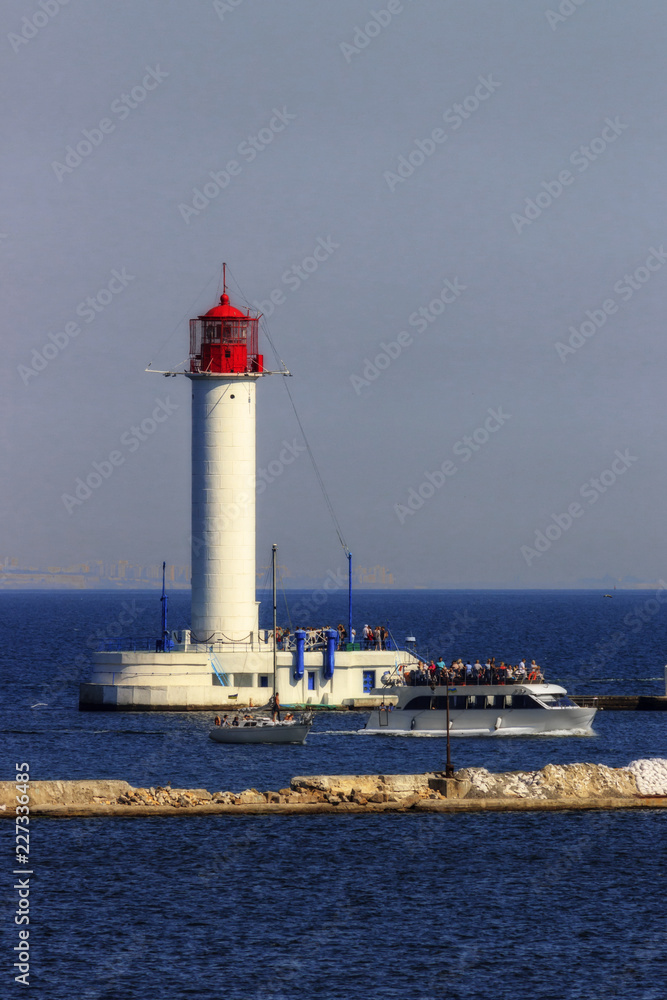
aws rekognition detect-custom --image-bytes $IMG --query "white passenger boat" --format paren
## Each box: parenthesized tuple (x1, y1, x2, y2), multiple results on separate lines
(209, 714, 313, 745)
(363, 683, 596, 736)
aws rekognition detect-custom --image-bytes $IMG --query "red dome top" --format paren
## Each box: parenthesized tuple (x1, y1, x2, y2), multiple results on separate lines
(204, 293, 247, 319)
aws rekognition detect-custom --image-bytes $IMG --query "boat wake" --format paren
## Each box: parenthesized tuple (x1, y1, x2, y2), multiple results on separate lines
(311, 729, 358, 736)
(359, 727, 596, 738)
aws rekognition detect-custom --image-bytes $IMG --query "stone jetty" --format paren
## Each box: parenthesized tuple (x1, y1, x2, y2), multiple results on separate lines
(2, 760, 667, 818)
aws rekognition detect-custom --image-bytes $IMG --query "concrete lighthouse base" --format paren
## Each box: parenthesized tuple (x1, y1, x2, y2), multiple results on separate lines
(79, 644, 418, 711)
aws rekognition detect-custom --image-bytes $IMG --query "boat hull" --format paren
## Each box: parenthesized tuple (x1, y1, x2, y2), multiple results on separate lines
(364, 706, 596, 735)
(209, 723, 311, 745)
(364, 683, 596, 736)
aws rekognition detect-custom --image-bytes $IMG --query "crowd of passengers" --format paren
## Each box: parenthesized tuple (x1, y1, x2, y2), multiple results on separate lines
(275, 623, 391, 650)
(402, 657, 544, 686)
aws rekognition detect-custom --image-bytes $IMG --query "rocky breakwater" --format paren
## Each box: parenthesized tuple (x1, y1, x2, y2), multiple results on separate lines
(1, 760, 666, 817)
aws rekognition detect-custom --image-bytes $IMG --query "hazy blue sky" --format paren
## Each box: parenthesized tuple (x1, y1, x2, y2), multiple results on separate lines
(2, 0, 667, 588)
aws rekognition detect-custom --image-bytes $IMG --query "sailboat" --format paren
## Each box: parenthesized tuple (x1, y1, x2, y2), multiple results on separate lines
(208, 545, 313, 745)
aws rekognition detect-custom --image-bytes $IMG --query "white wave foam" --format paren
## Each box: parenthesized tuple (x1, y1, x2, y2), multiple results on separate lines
(360, 727, 595, 738)
(311, 730, 357, 736)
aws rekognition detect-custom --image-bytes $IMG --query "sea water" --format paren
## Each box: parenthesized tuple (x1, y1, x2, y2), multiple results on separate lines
(1, 589, 666, 998)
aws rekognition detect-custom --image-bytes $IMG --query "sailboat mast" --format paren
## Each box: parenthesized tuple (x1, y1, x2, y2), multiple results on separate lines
(160, 561, 168, 651)
(347, 551, 352, 648)
(272, 543, 277, 692)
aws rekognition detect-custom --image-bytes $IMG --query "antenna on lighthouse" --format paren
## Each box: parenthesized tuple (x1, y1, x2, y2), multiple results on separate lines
(222, 261, 227, 295)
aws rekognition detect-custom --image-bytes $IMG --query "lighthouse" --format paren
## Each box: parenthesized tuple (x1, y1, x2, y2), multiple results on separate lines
(187, 280, 264, 644)
(79, 266, 416, 712)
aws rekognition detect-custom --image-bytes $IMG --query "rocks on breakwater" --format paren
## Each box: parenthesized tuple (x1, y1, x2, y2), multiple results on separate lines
(2, 761, 667, 816)
(457, 762, 640, 800)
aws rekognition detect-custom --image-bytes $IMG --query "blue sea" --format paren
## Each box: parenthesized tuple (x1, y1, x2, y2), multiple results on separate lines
(2, 589, 667, 999)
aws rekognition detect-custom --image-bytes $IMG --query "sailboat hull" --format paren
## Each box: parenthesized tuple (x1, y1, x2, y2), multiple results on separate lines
(209, 722, 311, 744)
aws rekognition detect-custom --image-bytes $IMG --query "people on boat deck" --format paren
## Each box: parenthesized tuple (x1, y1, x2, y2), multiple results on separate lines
(214, 715, 221, 726)
(231, 716, 240, 726)
(337, 623, 347, 648)
(222, 715, 230, 727)
(399, 657, 545, 687)
(269, 691, 281, 722)
(359, 624, 390, 650)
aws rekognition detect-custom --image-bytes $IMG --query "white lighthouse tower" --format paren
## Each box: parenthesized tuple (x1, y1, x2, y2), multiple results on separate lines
(80, 268, 415, 711)
(188, 282, 263, 644)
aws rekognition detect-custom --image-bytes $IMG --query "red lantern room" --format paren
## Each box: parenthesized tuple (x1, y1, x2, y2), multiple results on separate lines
(189, 280, 263, 375)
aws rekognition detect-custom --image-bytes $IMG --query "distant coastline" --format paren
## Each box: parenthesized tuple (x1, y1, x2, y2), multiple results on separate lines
(0, 559, 397, 591)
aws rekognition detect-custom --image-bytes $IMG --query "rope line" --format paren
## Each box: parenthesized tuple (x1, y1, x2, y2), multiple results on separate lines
(225, 267, 349, 558)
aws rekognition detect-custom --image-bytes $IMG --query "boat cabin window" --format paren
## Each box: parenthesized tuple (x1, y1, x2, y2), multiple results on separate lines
(468, 696, 487, 710)
(404, 696, 434, 710)
(512, 694, 538, 709)
(538, 694, 577, 707)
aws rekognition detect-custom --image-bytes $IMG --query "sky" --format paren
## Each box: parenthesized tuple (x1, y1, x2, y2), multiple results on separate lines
(2, 0, 667, 589)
